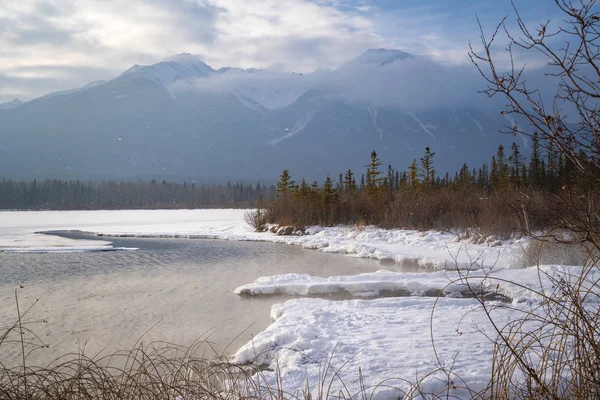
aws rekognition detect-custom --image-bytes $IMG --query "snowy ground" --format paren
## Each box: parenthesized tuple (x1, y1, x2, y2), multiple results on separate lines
(233, 297, 506, 398)
(0, 209, 585, 398)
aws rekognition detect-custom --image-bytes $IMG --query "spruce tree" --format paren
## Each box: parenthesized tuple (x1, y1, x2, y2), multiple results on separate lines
(419, 147, 436, 188)
(365, 150, 383, 195)
(508, 142, 524, 187)
(276, 169, 295, 197)
(344, 169, 356, 194)
(408, 159, 419, 191)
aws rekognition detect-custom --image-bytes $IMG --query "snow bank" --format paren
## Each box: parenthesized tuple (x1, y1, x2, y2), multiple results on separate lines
(233, 297, 508, 398)
(0, 210, 526, 267)
(234, 265, 593, 303)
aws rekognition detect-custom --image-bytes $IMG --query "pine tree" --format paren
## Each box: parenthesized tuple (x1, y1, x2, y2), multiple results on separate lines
(365, 150, 383, 195)
(419, 147, 436, 188)
(344, 169, 356, 194)
(491, 145, 509, 190)
(387, 165, 395, 191)
(322, 176, 336, 205)
(408, 159, 419, 191)
(276, 169, 295, 197)
(508, 142, 524, 187)
(297, 178, 310, 199)
(529, 132, 543, 188)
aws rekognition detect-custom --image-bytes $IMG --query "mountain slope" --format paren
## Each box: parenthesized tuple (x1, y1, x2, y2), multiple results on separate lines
(0, 49, 524, 181)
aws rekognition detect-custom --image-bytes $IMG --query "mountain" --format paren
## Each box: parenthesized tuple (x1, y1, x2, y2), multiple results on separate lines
(122, 53, 214, 88)
(0, 98, 24, 110)
(349, 48, 413, 66)
(0, 49, 524, 182)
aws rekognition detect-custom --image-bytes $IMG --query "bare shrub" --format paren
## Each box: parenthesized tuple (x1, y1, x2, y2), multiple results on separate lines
(244, 208, 267, 232)
(430, 237, 600, 399)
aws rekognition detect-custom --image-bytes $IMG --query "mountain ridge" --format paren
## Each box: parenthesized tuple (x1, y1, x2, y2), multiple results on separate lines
(0, 48, 524, 182)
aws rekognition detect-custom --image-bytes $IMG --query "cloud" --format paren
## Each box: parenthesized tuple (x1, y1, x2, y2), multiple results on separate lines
(0, 0, 564, 104)
(0, 0, 388, 103)
(172, 55, 503, 113)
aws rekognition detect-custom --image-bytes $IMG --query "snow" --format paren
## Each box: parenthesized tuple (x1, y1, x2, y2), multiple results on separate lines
(234, 264, 593, 304)
(269, 111, 316, 145)
(367, 106, 383, 139)
(121, 54, 214, 89)
(3, 209, 580, 397)
(407, 111, 436, 138)
(233, 297, 507, 398)
(351, 48, 413, 66)
(467, 112, 485, 134)
(0, 211, 525, 269)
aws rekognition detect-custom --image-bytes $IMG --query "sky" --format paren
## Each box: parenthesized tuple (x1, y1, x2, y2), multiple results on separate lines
(0, 0, 562, 103)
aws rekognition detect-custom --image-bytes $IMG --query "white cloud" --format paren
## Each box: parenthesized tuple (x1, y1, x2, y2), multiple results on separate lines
(0, 0, 561, 104)
(0, 0, 388, 102)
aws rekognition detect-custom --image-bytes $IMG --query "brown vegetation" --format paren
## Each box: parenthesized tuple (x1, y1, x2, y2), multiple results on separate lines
(267, 144, 597, 238)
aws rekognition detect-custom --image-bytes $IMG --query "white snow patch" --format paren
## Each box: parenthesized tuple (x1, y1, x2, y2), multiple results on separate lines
(367, 106, 383, 139)
(467, 112, 484, 134)
(269, 111, 316, 145)
(407, 111, 436, 138)
(503, 114, 530, 148)
(234, 265, 593, 304)
(233, 297, 510, 398)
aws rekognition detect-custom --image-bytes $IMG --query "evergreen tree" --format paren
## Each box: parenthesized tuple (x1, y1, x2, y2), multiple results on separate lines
(322, 176, 336, 205)
(408, 159, 419, 191)
(419, 147, 436, 188)
(297, 178, 310, 199)
(365, 150, 383, 195)
(508, 142, 524, 187)
(276, 169, 295, 197)
(387, 165, 395, 191)
(344, 169, 356, 194)
(529, 132, 543, 188)
(491, 145, 509, 190)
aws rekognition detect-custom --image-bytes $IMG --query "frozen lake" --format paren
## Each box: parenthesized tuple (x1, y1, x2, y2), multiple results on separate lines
(0, 232, 381, 367)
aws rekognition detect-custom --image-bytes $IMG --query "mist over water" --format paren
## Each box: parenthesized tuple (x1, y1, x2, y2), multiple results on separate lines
(0, 234, 381, 367)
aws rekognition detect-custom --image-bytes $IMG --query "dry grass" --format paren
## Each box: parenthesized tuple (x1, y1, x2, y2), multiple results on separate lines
(433, 236, 600, 399)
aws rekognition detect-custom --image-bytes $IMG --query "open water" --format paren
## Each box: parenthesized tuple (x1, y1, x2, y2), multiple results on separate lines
(0, 232, 381, 366)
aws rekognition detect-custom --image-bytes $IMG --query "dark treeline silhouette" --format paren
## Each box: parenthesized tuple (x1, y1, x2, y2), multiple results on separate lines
(0, 179, 275, 210)
(268, 136, 599, 237)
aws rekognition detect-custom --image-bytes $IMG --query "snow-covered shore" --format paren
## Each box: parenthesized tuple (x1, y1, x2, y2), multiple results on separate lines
(1, 209, 585, 398)
(1, 209, 526, 269)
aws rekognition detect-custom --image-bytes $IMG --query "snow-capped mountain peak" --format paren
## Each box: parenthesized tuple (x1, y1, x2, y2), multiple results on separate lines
(351, 48, 413, 67)
(121, 53, 214, 87)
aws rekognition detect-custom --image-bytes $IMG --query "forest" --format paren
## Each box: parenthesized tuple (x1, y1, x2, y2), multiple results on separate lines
(0, 179, 274, 210)
(265, 134, 599, 237)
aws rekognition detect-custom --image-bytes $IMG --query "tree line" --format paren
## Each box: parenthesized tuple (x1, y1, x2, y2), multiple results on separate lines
(267, 136, 599, 237)
(0, 179, 275, 210)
